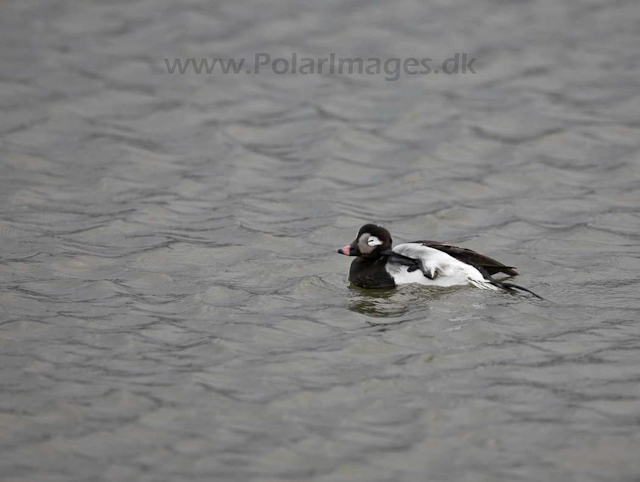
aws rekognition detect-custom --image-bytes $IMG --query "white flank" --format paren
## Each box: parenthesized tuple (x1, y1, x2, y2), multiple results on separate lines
(386, 243, 499, 291)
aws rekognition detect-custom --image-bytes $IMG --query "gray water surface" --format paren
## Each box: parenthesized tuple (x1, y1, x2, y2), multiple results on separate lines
(1, 0, 640, 481)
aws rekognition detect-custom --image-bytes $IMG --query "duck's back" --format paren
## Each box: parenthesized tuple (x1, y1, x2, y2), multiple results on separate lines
(415, 240, 518, 276)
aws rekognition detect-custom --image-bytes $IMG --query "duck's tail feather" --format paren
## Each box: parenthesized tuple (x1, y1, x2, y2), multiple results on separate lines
(469, 262, 544, 300)
(492, 280, 545, 300)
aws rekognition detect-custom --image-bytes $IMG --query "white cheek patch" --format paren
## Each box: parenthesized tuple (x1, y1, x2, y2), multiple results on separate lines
(367, 236, 383, 246)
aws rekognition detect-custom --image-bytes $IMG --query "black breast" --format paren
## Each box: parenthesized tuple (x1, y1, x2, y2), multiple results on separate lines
(349, 257, 396, 289)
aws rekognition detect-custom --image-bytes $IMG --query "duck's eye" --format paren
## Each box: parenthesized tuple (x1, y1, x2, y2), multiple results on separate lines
(367, 236, 383, 247)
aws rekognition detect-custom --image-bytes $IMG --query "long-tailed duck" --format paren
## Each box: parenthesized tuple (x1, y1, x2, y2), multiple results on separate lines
(337, 224, 541, 298)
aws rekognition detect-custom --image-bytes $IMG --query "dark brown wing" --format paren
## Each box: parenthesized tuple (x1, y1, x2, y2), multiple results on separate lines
(413, 240, 518, 276)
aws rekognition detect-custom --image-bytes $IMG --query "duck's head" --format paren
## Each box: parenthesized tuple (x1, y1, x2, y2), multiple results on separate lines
(337, 224, 392, 258)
